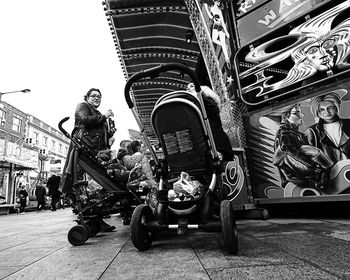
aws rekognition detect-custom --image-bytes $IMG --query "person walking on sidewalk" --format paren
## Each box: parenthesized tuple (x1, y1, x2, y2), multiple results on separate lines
(47, 174, 61, 211)
(35, 184, 47, 211)
(18, 185, 28, 214)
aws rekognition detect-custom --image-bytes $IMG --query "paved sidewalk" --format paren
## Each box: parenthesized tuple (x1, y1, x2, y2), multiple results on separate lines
(0, 208, 350, 280)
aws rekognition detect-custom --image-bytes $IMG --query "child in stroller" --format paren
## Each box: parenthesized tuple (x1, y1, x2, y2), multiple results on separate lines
(125, 63, 239, 254)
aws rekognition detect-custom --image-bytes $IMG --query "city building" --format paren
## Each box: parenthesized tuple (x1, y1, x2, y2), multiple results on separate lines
(0, 101, 69, 214)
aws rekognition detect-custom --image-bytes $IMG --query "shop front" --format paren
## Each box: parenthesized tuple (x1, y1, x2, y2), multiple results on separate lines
(0, 139, 38, 214)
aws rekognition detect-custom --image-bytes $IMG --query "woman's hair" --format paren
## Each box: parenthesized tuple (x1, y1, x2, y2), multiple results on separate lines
(116, 148, 128, 160)
(84, 88, 101, 101)
(130, 140, 141, 153)
(310, 92, 341, 117)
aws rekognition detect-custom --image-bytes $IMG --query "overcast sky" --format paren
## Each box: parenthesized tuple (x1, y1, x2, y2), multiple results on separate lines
(0, 0, 138, 148)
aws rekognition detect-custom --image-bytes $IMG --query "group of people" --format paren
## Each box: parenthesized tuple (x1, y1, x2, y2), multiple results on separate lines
(35, 174, 63, 211)
(16, 174, 63, 214)
(58, 84, 234, 230)
(114, 139, 156, 188)
(273, 91, 350, 192)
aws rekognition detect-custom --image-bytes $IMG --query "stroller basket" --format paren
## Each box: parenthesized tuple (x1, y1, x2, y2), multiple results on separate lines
(157, 188, 209, 209)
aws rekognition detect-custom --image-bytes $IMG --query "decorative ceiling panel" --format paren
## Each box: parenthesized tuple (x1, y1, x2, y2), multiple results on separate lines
(103, 0, 201, 144)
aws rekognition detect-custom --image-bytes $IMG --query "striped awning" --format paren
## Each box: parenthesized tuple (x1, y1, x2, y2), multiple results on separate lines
(104, 0, 203, 145)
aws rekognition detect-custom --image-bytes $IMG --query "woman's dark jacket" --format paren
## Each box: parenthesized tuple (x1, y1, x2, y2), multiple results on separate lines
(273, 121, 321, 185)
(304, 116, 350, 164)
(59, 102, 112, 193)
(72, 102, 111, 152)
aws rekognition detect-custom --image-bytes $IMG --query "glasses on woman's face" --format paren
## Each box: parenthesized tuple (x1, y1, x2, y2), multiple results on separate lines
(89, 94, 101, 99)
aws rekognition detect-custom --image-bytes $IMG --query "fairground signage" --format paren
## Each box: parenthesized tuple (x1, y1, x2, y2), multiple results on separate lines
(234, 0, 331, 46)
(234, 0, 350, 108)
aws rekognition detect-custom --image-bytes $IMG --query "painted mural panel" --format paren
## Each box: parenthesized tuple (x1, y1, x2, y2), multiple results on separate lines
(197, 0, 234, 91)
(245, 83, 350, 198)
(221, 152, 249, 204)
(234, 0, 350, 108)
(234, 0, 331, 46)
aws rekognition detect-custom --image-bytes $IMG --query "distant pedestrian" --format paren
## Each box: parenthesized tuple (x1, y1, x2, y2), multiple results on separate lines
(35, 184, 47, 211)
(18, 185, 28, 214)
(47, 174, 61, 211)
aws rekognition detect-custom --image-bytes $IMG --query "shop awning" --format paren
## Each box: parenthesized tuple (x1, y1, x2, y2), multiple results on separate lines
(0, 156, 37, 169)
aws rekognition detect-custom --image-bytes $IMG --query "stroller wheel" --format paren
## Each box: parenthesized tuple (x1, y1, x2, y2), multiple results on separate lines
(130, 204, 153, 251)
(220, 200, 239, 254)
(68, 225, 89, 246)
(86, 220, 101, 237)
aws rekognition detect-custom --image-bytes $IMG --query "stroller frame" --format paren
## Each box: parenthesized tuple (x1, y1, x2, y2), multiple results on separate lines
(125, 63, 239, 254)
(58, 117, 145, 246)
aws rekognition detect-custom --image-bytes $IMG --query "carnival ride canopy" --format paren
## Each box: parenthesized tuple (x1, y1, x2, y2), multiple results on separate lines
(104, 0, 204, 145)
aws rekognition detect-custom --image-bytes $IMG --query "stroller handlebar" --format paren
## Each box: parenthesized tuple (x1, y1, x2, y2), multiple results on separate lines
(124, 63, 201, 109)
(58, 117, 71, 138)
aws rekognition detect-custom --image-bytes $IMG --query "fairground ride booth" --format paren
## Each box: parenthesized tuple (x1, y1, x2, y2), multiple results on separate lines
(231, 0, 350, 209)
(103, 0, 350, 215)
(103, 0, 258, 216)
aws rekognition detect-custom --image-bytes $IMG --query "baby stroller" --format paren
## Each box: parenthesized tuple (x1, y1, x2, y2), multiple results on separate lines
(125, 63, 239, 254)
(58, 117, 146, 246)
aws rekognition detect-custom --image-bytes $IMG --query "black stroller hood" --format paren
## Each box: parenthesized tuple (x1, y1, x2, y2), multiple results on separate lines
(151, 93, 212, 177)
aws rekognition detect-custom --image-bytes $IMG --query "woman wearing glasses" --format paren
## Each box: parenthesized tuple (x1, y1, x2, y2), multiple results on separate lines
(305, 92, 350, 164)
(72, 88, 115, 151)
(60, 88, 116, 231)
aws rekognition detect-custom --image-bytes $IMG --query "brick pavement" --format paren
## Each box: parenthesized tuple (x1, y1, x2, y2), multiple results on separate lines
(0, 208, 350, 280)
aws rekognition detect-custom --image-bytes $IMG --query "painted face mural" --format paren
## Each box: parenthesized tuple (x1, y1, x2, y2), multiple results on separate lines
(237, 1, 350, 105)
(245, 88, 350, 199)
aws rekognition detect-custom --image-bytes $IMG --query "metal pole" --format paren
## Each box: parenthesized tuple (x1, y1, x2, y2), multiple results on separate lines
(0, 89, 31, 102)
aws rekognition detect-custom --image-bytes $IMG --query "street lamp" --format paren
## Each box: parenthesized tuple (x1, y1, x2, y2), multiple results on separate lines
(0, 89, 31, 100)
(0, 89, 30, 108)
